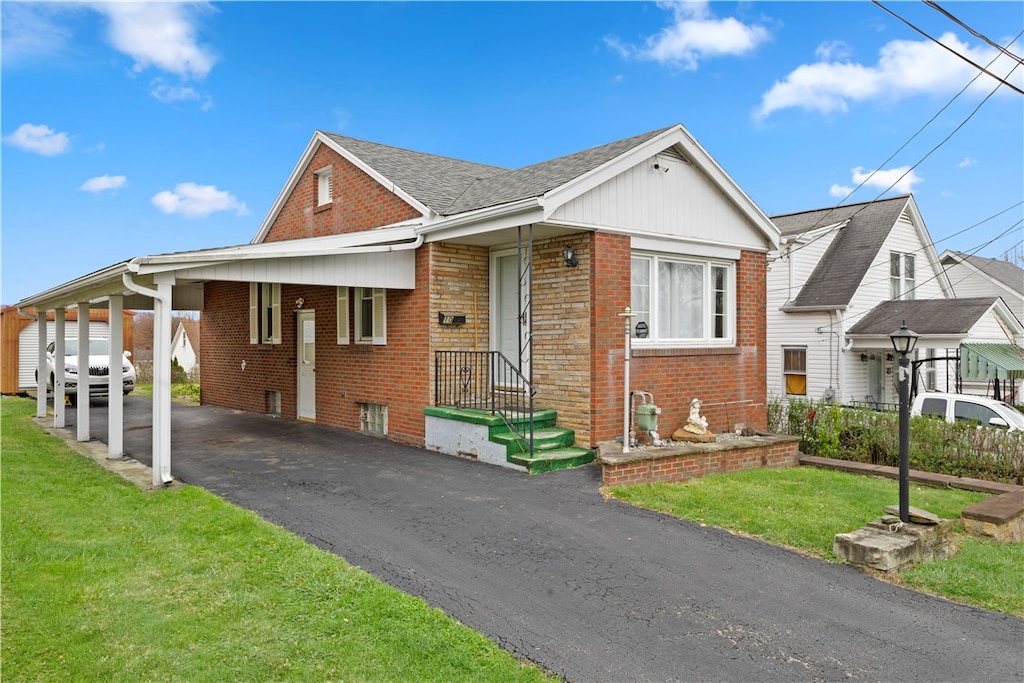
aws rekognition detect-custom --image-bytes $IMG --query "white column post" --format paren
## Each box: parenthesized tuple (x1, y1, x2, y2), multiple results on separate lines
(77, 302, 91, 442)
(152, 275, 174, 485)
(108, 296, 124, 459)
(54, 308, 66, 429)
(36, 310, 47, 418)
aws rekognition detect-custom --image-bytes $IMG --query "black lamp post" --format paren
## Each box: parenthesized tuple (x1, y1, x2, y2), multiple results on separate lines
(889, 321, 919, 524)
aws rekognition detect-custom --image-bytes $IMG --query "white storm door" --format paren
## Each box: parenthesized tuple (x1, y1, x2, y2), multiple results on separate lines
(297, 310, 316, 421)
(491, 250, 529, 377)
(867, 355, 883, 406)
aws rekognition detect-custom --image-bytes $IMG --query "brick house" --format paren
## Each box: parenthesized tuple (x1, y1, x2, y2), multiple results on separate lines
(16, 124, 779, 479)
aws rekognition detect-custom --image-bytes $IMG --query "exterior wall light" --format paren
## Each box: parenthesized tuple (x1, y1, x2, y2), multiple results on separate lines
(563, 245, 579, 268)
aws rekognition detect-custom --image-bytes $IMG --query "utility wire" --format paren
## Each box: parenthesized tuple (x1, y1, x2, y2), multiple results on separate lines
(873, 0, 1024, 95)
(774, 32, 1022, 262)
(923, 1, 1024, 66)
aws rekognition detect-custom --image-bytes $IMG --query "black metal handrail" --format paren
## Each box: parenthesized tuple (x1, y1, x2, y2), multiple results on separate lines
(435, 351, 536, 456)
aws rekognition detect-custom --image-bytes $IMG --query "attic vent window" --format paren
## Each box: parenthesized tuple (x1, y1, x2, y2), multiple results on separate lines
(316, 166, 333, 207)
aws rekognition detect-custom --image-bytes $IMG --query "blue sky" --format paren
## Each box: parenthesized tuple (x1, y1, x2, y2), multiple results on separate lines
(3, 1, 1022, 306)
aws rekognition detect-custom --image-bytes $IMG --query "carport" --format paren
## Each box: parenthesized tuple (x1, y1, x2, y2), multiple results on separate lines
(15, 226, 420, 486)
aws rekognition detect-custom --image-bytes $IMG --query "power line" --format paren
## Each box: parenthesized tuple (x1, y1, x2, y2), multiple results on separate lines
(923, 1, 1024, 66)
(873, 0, 1024, 95)
(774, 32, 1021, 262)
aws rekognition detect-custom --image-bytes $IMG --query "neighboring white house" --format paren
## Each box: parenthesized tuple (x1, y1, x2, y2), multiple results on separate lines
(170, 319, 200, 377)
(766, 194, 1024, 408)
(940, 250, 1024, 323)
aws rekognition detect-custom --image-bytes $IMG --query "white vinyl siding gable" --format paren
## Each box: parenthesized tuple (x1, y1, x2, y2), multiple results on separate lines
(551, 151, 769, 251)
(850, 213, 946, 312)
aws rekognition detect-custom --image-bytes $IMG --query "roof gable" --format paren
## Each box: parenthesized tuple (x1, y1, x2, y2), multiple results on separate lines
(846, 297, 1021, 336)
(773, 195, 918, 309)
(941, 250, 1024, 297)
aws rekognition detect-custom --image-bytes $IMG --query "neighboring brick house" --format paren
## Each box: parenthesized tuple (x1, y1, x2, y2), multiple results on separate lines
(16, 124, 780, 478)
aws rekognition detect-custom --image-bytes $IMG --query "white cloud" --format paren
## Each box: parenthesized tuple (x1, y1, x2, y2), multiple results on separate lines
(93, 2, 216, 79)
(151, 182, 248, 218)
(80, 175, 127, 193)
(849, 165, 923, 194)
(607, 1, 770, 70)
(829, 184, 854, 199)
(815, 40, 851, 61)
(0, 3, 76, 64)
(958, 156, 978, 168)
(757, 32, 1024, 118)
(3, 123, 71, 156)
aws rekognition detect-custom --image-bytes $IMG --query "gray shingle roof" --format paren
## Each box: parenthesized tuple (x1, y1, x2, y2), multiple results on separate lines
(846, 297, 998, 336)
(322, 125, 676, 217)
(942, 251, 1024, 296)
(320, 132, 509, 215)
(772, 195, 912, 309)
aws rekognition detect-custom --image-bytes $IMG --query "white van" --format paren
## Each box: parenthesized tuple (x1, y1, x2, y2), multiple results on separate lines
(910, 392, 1024, 432)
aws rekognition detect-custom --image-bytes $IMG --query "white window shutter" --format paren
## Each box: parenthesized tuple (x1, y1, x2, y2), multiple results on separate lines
(337, 287, 349, 345)
(249, 282, 258, 344)
(270, 283, 282, 344)
(372, 288, 386, 345)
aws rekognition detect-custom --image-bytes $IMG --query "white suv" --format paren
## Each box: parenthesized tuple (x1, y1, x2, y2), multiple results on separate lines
(911, 392, 1024, 432)
(42, 338, 136, 404)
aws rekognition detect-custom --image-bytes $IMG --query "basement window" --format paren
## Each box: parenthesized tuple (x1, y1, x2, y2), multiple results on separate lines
(360, 403, 387, 436)
(266, 390, 282, 417)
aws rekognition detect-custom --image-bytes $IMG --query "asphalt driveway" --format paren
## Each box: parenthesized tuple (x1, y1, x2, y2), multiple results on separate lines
(62, 397, 1023, 682)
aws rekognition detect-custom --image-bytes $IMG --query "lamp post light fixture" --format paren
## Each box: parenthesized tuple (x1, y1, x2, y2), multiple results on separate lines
(889, 321, 919, 524)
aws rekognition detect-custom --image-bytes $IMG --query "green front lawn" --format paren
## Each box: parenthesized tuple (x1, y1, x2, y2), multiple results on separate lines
(609, 467, 1024, 616)
(1, 397, 550, 682)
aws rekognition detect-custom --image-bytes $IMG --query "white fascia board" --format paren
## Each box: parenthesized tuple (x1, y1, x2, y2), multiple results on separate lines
(543, 124, 781, 250)
(419, 198, 543, 242)
(846, 334, 966, 349)
(781, 220, 848, 245)
(592, 226, 743, 260)
(16, 262, 134, 311)
(250, 131, 431, 245)
(137, 225, 422, 274)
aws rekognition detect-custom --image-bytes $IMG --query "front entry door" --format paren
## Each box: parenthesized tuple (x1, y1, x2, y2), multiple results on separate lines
(297, 310, 316, 421)
(491, 250, 529, 377)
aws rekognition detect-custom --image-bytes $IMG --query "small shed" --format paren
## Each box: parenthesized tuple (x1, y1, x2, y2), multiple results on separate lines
(0, 306, 135, 394)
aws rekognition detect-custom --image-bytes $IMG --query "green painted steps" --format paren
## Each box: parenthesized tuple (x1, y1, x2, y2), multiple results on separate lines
(424, 406, 595, 473)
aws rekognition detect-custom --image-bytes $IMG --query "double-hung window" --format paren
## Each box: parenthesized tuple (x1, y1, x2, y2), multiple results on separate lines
(630, 254, 733, 344)
(783, 347, 807, 396)
(249, 282, 281, 344)
(889, 252, 915, 300)
(355, 287, 386, 345)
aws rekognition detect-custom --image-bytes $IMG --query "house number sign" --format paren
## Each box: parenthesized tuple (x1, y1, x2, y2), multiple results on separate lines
(634, 321, 649, 339)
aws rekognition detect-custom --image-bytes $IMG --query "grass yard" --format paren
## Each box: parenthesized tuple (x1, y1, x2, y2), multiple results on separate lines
(1, 397, 550, 682)
(133, 382, 200, 404)
(609, 466, 1024, 617)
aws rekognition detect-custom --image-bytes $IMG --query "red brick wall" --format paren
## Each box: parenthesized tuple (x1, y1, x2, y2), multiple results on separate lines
(601, 439, 798, 486)
(588, 244, 768, 446)
(199, 248, 431, 446)
(263, 143, 421, 242)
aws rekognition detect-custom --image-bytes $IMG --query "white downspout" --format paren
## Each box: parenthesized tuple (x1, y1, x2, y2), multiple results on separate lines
(123, 272, 174, 485)
(838, 310, 852, 404)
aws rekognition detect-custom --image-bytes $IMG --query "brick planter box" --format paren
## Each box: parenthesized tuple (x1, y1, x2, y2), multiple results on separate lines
(597, 434, 801, 486)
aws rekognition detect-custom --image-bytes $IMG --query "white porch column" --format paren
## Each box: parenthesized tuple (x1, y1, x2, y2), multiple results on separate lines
(107, 296, 124, 459)
(77, 302, 91, 442)
(152, 274, 174, 485)
(36, 310, 47, 418)
(54, 308, 66, 429)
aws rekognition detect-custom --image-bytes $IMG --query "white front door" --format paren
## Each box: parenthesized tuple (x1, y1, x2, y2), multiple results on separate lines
(297, 310, 316, 421)
(491, 250, 529, 376)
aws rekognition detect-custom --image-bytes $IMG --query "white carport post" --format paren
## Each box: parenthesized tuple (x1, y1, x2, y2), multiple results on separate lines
(53, 308, 66, 429)
(107, 295, 124, 459)
(152, 275, 174, 484)
(36, 310, 47, 418)
(77, 301, 91, 442)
